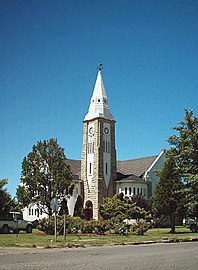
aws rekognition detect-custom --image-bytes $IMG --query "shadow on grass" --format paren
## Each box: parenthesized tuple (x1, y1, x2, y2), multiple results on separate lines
(174, 231, 194, 235)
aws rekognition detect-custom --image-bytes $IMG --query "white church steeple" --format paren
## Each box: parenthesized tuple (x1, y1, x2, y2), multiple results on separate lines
(81, 65, 117, 220)
(84, 65, 114, 121)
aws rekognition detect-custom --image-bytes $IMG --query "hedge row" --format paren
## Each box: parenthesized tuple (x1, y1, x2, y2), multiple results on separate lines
(38, 216, 150, 236)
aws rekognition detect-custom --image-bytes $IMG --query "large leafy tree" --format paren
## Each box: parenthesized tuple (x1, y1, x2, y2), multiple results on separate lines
(152, 157, 184, 233)
(99, 193, 150, 221)
(0, 179, 16, 215)
(167, 109, 198, 217)
(17, 139, 74, 216)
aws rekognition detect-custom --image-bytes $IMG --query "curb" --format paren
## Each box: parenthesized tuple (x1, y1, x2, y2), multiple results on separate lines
(123, 237, 198, 246)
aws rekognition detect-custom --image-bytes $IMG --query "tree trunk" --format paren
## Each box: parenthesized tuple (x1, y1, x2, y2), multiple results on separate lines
(48, 206, 52, 217)
(170, 213, 176, 234)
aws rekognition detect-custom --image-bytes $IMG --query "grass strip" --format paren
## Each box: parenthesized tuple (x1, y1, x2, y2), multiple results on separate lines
(0, 226, 197, 248)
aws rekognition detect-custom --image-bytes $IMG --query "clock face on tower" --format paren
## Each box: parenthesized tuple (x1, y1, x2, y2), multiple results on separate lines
(89, 127, 93, 135)
(104, 127, 109, 135)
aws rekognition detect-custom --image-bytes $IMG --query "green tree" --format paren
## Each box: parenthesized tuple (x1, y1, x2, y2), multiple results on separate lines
(16, 139, 74, 217)
(130, 195, 150, 212)
(58, 198, 69, 216)
(99, 193, 150, 221)
(167, 109, 198, 217)
(0, 179, 16, 215)
(73, 195, 84, 218)
(152, 157, 184, 233)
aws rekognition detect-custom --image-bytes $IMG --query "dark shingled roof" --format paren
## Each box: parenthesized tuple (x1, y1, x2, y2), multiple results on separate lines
(116, 172, 144, 183)
(65, 159, 81, 178)
(66, 155, 158, 180)
(117, 156, 158, 177)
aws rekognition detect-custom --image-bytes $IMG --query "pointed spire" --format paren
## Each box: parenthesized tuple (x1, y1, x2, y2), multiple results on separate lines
(84, 66, 114, 121)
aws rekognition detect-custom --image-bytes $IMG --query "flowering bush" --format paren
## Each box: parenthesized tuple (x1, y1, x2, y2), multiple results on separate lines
(38, 216, 150, 236)
(38, 217, 56, 235)
(132, 221, 150, 235)
(81, 220, 107, 235)
(38, 216, 83, 235)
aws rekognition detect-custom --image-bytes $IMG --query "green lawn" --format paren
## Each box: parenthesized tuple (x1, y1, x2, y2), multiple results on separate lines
(0, 227, 197, 248)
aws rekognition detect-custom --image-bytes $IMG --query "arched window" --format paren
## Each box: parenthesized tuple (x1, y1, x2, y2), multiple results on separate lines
(92, 141, 94, 153)
(105, 163, 108, 174)
(108, 142, 110, 153)
(133, 187, 136, 195)
(129, 187, 132, 195)
(103, 141, 105, 152)
(125, 187, 127, 195)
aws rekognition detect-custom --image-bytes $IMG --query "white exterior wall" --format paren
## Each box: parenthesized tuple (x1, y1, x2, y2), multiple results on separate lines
(116, 182, 148, 199)
(67, 181, 81, 216)
(23, 203, 48, 222)
(144, 151, 166, 196)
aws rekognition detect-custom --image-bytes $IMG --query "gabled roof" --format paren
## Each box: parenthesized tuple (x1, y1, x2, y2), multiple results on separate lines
(117, 155, 158, 177)
(66, 159, 81, 178)
(66, 155, 159, 180)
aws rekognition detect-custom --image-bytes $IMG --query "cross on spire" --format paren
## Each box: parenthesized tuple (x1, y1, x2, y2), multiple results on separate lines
(97, 63, 103, 71)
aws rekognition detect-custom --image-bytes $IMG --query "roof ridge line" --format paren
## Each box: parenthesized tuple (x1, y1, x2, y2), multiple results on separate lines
(117, 155, 158, 162)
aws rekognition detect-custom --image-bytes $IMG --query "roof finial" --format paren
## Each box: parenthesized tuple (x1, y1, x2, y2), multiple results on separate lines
(97, 62, 103, 71)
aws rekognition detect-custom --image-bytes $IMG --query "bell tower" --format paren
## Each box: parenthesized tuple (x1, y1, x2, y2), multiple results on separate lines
(81, 65, 117, 220)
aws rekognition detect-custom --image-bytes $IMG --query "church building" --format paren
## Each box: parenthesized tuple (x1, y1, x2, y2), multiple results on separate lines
(23, 66, 166, 222)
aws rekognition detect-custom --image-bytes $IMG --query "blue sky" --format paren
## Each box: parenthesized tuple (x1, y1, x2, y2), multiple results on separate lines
(1, 0, 198, 197)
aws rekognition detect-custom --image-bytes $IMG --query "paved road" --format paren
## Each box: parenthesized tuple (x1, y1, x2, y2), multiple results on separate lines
(0, 242, 197, 270)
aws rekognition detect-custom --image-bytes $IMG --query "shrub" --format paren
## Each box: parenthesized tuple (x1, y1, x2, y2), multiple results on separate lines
(103, 218, 131, 235)
(99, 194, 151, 221)
(79, 220, 107, 235)
(132, 221, 150, 235)
(93, 221, 107, 235)
(38, 217, 55, 235)
(65, 216, 83, 234)
(73, 196, 84, 218)
(112, 221, 130, 235)
(38, 216, 83, 235)
(38, 216, 150, 236)
(81, 220, 97, 234)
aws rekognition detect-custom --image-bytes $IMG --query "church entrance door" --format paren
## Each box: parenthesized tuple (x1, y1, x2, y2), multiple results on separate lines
(84, 200, 93, 220)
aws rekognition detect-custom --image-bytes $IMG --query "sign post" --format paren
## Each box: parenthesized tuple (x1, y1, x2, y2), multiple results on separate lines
(50, 197, 59, 242)
(61, 198, 67, 240)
